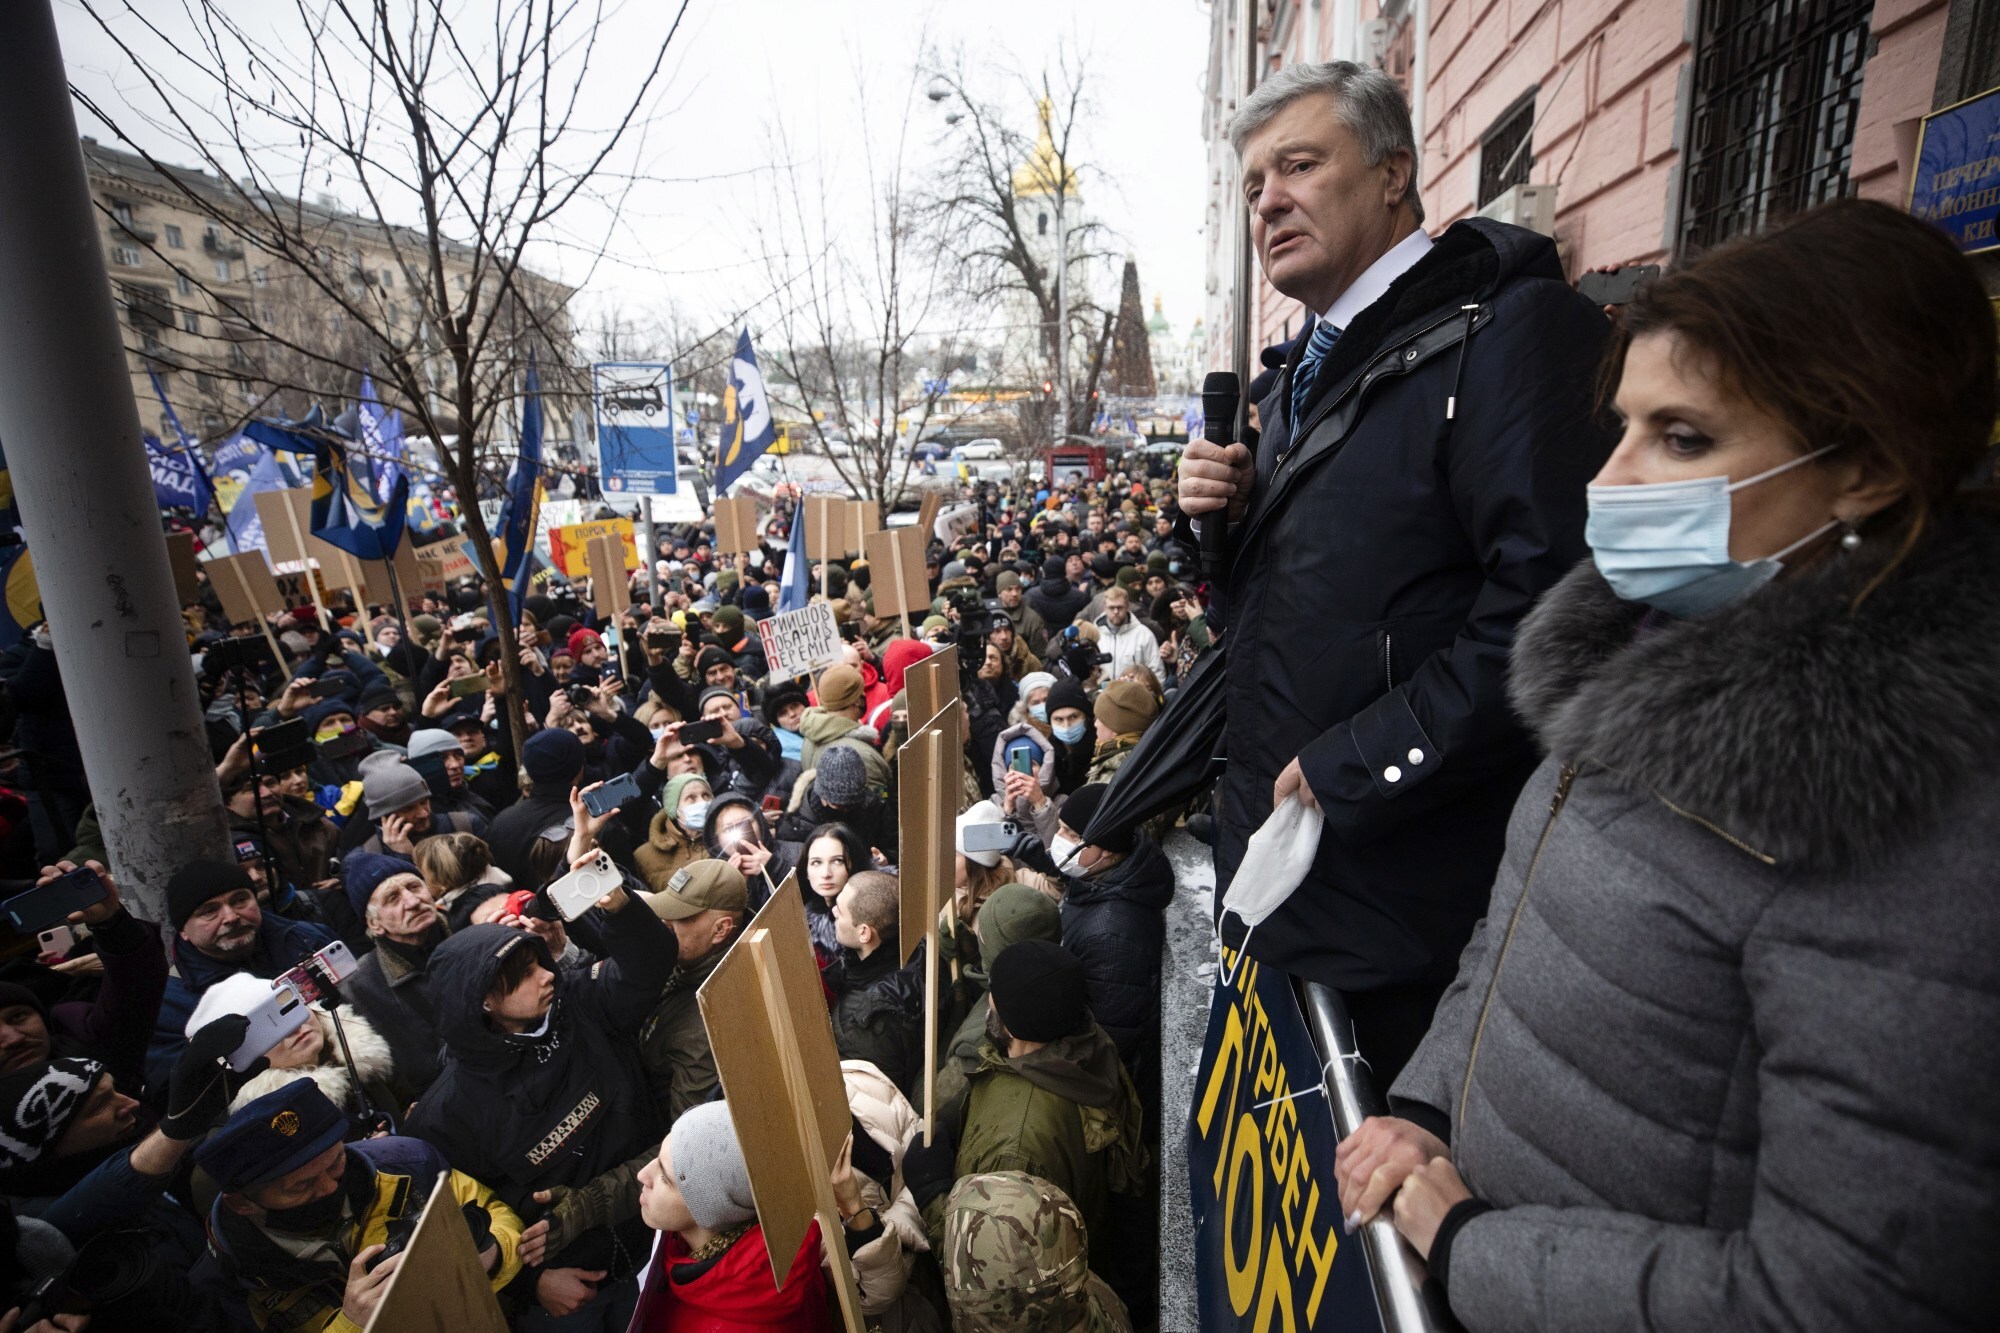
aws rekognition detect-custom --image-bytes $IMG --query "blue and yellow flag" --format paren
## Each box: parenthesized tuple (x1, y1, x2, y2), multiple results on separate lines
(307, 434, 408, 562)
(493, 358, 545, 619)
(714, 329, 777, 494)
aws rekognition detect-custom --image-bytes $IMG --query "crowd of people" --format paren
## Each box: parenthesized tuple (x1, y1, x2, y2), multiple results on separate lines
(1, 54, 1996, 1333)
(0, 442, 1201, 1330)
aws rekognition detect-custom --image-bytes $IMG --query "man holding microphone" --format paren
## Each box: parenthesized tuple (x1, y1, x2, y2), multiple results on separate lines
(1179, 62, 1613, 1083)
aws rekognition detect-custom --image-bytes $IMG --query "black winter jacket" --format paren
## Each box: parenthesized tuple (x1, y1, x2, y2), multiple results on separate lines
(403, 904, 674, 1279)
(828, 941, 925, 1101)
(1052, 837, 1173, 1070)
(1024, 576, 1088, 634)
(1196, 219, 1614, 992)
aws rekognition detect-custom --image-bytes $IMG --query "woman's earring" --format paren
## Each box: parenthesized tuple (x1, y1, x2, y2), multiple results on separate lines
(1839, 518, 1863, 552)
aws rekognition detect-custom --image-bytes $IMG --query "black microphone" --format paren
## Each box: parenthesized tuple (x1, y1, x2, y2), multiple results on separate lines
(1199, 371, 1241, 584)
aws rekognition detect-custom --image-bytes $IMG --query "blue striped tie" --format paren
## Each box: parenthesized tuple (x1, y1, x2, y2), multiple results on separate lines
(1289, 318, 1342, 431)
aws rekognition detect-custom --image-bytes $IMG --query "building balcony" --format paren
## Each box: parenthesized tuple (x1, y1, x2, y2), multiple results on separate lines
(114, 217, 157, 244)
(203, 233, 246, 260)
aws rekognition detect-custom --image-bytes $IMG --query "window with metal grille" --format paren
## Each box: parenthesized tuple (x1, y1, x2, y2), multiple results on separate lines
(1675, 0, 1875, 254)
(1479, 92, 1537, 209)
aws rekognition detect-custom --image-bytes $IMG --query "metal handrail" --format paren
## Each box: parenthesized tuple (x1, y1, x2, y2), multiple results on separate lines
(1299, 980, 1455, 1333)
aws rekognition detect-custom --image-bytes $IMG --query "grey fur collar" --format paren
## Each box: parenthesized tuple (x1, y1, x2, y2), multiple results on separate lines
(1509, 514, 2000, 871)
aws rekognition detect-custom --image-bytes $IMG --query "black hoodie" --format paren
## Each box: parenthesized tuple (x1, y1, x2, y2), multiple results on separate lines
(403, 906, 675, 1279)
(1057, 835, 1175, 1071)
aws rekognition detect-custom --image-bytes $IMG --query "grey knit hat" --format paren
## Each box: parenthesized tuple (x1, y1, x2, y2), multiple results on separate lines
(814, 745, 869, 808)
(668, 1101, 756, 1230)
(361, 753, 430, 818)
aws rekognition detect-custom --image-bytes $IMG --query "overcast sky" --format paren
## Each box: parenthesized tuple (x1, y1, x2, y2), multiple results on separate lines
(57, 0, 1215, 358)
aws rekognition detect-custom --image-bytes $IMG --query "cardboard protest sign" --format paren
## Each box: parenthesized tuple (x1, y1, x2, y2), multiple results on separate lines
(252, 488, 335, 629)
(905, 643, 960, 735)
(916, 491, 943, 542)
(586, 533, 626, 618)
(362, 1175, 510, 1333)
(863, 526, 929, 621)
(712, 496, 759, 554)
(698, 878, 867, 1330)
(844, 500, 881, 552)
(756, 601, 843, 679)
(164, 531, 201, 606)
(896, 699, 960, 1138)
(357, 542, 427, 615)
(803, 496, 855, 564)
(203, 550, 281, 627)
(547, 518, 637, 578)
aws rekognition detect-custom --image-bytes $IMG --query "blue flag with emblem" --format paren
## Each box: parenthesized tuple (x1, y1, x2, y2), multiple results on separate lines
(307, 433, 408, 561)
(357, 372, 407, 503)
(144, 371, 215, 516)
(211, 432, 288, 555)
(776, 499, 810, 614)
(493, 357, 545, 619)
(714, 330, 777, 494)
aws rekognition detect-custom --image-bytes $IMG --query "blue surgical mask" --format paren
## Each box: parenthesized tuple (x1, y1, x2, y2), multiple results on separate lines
(1585, 446, 1839, 618)
(1029, 702, 1048, 723)
(1054, 720, 1088, 745)
(680, 800, 710, 831)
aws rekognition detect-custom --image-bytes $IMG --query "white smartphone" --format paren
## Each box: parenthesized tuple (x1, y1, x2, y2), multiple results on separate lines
(228, 981, 310, 1071)
(545, 849, 622, 921)
(36, 925, 76, 959)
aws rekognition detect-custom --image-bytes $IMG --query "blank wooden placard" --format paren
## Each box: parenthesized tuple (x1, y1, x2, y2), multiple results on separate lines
(896, 721, 942, 965)
(713, 497, 759, 554)
(916, 491, 943, 541)
(698, 876, 853, 1286)
(905, 644, 960, 734)
(586, 533, 624, 618)
(205, 550, 281, 626)
(862, 526, 929, 620)
(357, 541, 427, 614)
(804, 496, 854, 565)
(362, 1175, 509, 1333)
(845, 501, 881, 554)
(164, 531, 200, 606)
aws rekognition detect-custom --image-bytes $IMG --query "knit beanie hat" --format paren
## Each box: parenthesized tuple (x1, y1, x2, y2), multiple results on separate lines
(345, 851, 419, 921)
(184, 971, 281, 1039)
(361, 755, 431, 819)
(694, 646, 735, 681)
(816, 665, 866, 715)
(987, 940, 1088, 1042)
(713, 605, 745, 638)
(303, 698, 357, 732)
(1041, 555, 1065, 580)
(566, 627, 603, 661)
(662, 773, 712, 818)
(1017, 671, 1056, 702)
(521, 728, 585, 788)
(667, 1100, 757, 1231)
(406, 728, 462, 761)
(955, 798, 1006, 868)
(0, 1057, 106, 1172)
(1093, 680, 1159, 738)
(1054, 782, 1132, 854)
(1044, 680, 1092, 727)
(356, 680, 401, 715)
(995, 570, 1022, 591)
(814, 745, 869, 808)
(696, 685, 740, 717)
(166, 859, 256, 930)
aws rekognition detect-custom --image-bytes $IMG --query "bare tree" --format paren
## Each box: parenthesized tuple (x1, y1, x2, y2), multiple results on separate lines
(73, 0, 687, 769)
(923, 47, 1121, 443)
(751, 62, 997, 520)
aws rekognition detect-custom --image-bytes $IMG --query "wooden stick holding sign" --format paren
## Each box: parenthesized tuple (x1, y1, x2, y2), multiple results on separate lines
(698, 877, 867, 1333)
(203, 551, 291, 672)
(712, 496, 759, 555)
(361, 1175, 510, 1333)
(863, 526, 927, 641)
(805, 496, 856, 602)
(897, 698, 961, 1142)
(904, 644, 961, 736)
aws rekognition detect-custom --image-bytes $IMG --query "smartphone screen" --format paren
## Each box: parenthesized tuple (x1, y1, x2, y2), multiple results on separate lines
(678, 719, 726, 745)
(448, 675, 488, 698)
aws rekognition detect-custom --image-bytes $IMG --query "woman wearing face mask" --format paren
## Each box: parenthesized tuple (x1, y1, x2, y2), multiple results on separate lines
(989, 671, 1059, 823)
(634, 773, 714, 893)
(1002, 678, 1095, 840)
(1339, 201, 2000, 1333)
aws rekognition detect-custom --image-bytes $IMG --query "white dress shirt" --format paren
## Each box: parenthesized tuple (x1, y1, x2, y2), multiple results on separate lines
(1320, 226, 1433, 330)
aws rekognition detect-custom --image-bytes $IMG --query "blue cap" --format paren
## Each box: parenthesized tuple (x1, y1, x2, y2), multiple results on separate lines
(195, 1081, 348, 1193)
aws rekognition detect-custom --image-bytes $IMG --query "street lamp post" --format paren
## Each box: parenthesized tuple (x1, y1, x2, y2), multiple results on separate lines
(1054, 190, 1069, 445)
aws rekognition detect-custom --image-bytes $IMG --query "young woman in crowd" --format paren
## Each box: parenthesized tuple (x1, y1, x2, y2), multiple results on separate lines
(801, 821, 872, 973)
(1341, 199, 2000, 1333)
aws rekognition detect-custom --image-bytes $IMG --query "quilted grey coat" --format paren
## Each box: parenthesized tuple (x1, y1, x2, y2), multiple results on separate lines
(1391, 513, 2000, 1332)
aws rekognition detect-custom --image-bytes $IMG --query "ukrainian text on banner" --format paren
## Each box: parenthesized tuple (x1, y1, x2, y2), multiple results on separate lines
(757, 602, 842, 679)
(1189, 946, 1380, 1332)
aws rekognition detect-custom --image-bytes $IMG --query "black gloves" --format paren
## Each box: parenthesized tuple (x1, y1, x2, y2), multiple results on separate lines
(162, 1015, 264, 1141)
(460, 1201, 496, 1256)
(901, 1121, 960, 1211)
(1010, 831, 1058, 877)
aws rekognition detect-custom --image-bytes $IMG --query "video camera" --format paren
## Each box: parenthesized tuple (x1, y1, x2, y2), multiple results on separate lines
(1052, 625, 1112, 683)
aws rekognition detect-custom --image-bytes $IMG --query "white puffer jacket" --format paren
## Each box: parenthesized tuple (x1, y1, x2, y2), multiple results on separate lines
(838, 1060, 933, 1318)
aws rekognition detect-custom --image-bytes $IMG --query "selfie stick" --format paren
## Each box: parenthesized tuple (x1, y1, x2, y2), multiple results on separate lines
(1199, 371, 1241, 586)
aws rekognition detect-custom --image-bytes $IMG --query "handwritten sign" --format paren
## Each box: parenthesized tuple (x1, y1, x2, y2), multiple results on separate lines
(546, 518, 637, 578)
(757, 601, 843, 679)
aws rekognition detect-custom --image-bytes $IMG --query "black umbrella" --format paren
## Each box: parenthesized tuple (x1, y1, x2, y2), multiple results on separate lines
(1077, 642, 1229, 846)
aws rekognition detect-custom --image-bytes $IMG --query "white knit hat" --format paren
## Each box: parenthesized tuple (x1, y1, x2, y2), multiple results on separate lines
(956, 799, 1007, 868)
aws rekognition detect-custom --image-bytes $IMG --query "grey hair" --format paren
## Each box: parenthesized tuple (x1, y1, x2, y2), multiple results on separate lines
(1228, 61, 1424, 224)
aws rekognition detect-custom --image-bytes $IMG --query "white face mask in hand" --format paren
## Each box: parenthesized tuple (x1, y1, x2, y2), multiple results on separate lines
(1216, 794, 1324, 985)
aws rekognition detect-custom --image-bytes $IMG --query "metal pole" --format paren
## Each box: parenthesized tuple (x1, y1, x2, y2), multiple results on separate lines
(0, 0, 231, 921)
(1055, 192, 1068, 445)
(1300, 981, 1453, 1333)
(637, 500, 661, 612)
(1231, 0, 1260, 442)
